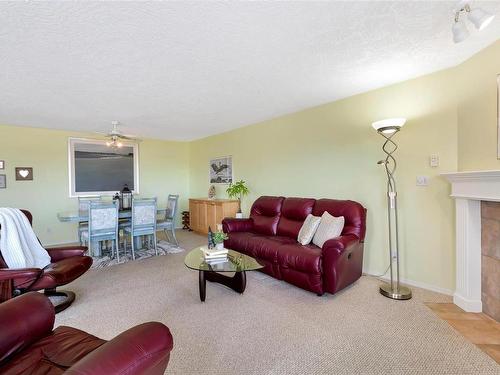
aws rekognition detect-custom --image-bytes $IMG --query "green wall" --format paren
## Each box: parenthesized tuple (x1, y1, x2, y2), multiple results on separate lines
(1, 41, 499, 293)
(189, 68, 459, 293)
(457, 41, 500, 170)
(189, 41, 500, 293)
(0, 125, 190, 245)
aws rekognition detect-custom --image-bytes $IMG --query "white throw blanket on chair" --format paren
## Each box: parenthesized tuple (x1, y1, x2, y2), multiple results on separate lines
(0, 208, 51, 269)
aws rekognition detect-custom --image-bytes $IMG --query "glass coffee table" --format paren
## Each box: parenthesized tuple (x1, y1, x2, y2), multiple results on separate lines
(184, 246, 264, 302)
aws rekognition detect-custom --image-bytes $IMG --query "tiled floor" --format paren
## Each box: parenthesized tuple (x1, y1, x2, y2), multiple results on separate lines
(426, 302, 500, 364)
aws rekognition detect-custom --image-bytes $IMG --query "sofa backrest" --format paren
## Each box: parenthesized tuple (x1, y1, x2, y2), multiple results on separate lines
(250, 196, 285, 236)
(312, 199, 367, 241)
(277, 197, 316, 239)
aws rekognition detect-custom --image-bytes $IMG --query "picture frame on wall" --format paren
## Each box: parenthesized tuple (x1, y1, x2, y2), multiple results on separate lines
(0, 174, 6, 189)
(209, 156, 233, 184)
(498, 74, 500, 159)
(15, 167, 33, 181)
(0, 160, 4, 170)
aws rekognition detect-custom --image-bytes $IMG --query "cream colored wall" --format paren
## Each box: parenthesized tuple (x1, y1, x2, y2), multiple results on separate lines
(2, 41, 499, 292)
(457, 40, 500, 171)
(0, 124, 190, 245)
(189, 67, 460, 292)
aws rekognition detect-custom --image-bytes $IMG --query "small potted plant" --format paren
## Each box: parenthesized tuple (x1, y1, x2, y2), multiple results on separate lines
(226, 180, 249, 218)
(212, 231, 228, 250)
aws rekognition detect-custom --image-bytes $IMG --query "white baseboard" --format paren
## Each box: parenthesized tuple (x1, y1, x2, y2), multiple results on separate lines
(453, 293, 482, 312)
(363, 269, 454, 296)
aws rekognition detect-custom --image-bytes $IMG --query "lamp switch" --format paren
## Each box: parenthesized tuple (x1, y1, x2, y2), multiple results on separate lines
(430, 154, 439, 167)
(416, 176, 429, 186)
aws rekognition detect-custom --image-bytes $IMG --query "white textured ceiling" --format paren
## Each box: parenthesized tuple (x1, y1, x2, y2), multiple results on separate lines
(1, 1, 500, 141)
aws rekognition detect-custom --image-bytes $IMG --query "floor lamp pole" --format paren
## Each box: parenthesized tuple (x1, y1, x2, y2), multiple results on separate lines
(374, 120, 412, 300)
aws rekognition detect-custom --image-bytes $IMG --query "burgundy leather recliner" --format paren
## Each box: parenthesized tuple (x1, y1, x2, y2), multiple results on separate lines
(0, 210, 92, 312)
(0, 292, 173, 374)
(222, 196, 367, 295)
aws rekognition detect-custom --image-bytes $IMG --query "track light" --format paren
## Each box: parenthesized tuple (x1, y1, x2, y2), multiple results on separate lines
(468, 7, 495, 30)
(453, 2, 495, 43)
(452, 19, 470, 43)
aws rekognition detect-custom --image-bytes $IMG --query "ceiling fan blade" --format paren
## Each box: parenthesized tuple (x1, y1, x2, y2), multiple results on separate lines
(117, 134, 135, 140)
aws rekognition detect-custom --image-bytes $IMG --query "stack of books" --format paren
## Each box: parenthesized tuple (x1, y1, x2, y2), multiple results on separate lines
(201, 246, 228, 264)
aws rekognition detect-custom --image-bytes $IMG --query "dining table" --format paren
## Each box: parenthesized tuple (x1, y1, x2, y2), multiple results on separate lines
(57, 208, 167, 222)
(57, 208, 167, 257)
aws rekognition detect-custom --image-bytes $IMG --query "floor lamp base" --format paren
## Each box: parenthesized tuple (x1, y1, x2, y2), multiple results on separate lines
(379, 283, 412, 300)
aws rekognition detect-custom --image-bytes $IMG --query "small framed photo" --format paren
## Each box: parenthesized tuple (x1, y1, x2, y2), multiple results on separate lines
(15, 167, 33, 181)
(209, 156, 233, 184)
(0, 174, 6, 189)
(0, 160, 4, 170)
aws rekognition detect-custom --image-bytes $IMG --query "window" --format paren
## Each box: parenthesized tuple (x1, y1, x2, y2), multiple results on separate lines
(68, 138, 139, 197)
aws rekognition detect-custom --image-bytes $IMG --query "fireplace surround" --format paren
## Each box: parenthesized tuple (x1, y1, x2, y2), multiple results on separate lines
(442, 170, 500, 320)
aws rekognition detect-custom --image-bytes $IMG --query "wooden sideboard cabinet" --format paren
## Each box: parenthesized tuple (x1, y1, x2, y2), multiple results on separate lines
(189, 198, 239, 234)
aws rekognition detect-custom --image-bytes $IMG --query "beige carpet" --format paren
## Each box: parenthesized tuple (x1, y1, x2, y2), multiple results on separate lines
(56, 231, 500, 374)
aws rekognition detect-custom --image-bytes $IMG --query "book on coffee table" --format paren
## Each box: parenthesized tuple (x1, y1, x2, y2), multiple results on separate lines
(201, 246, 229, 260)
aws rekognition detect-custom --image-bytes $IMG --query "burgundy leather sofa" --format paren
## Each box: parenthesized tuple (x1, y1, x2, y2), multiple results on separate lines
(0, 292, 173, 374)
(0, 210, 92, 312)
(222, 196, 366, 295)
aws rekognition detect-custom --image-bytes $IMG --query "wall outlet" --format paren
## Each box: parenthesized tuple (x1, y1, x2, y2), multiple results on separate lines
(430, 154, 439, 167)
(416, 176, 429, 186)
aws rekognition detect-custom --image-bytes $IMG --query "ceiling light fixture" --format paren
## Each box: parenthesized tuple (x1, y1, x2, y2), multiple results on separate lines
(453, 1, 495, 43)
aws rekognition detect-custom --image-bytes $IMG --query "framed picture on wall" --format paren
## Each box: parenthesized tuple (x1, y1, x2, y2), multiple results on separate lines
(0, 174, 6, 189)
(498, 74, 500, 159)
(68, 138, 139, 197)
(209, 156, 233, 184)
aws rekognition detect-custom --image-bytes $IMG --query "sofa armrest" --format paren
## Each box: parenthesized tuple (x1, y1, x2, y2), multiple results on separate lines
(0, 268, 42, 282)
(0, 267, 42, 291)
(66, 322, 173, 375)
(0, 292, 55, 363)
(321, 234, 363, 294)
(222, 218, 253, 233)
(321, 234, 360, 257)
(45, 246, 87, 262)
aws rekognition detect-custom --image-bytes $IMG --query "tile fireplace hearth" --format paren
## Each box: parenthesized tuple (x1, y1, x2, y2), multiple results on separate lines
(481, 201, 500, 321)
(443, 170, 500, 320)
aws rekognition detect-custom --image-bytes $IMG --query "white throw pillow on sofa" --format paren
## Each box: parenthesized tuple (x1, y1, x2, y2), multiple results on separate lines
(312, 212, 345, 248)
(297, 214, 321, 245)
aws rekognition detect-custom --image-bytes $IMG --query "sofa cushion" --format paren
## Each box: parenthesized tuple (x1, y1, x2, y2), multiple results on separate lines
(224, 232, 257, 254)
(277, 198, 316, 239)
(312, 199, 367, 240)
(0, 326, 105, 375)
(297, 214, 321, 245)
(312, 212, 345, 248)
(245, 236, 296, 263)
(29, 256, 93, 290)
(277, 243, 322, 274)
(250, 196, 285, 236)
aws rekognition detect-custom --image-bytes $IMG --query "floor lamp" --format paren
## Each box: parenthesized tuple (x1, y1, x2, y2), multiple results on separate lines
(372, 118, 412, 300)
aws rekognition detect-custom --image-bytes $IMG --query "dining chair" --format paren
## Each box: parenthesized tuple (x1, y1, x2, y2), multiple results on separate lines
(77, 196, 101, 245)
(124, 198, 158, 260)
(81, 200, 119, 260)
(156, 194, 179, 246)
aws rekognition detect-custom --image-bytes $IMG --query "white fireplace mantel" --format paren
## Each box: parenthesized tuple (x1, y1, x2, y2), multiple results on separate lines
(442, 170, 500, 312)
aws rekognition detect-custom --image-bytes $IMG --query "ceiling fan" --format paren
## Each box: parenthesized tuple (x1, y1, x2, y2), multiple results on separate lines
(97, 121, 141, 148)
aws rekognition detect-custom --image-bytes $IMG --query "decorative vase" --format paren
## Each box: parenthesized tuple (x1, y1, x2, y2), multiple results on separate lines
(208, 185, 216, 199)
(216, 242, 224, 250)
(235, 212, 243, 219)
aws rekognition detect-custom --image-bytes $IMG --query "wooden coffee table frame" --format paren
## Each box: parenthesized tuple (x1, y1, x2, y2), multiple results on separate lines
(198, 270, 247, 302)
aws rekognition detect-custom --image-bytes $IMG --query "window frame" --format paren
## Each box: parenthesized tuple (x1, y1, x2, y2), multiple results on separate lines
(68, 137, 140, 197)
